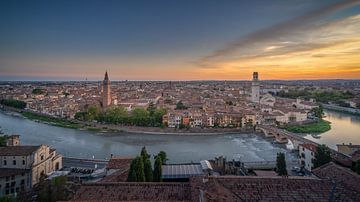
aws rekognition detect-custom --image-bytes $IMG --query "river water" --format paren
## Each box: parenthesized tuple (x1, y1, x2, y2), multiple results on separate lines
(0, 109, 358, 163)
(304, 110, 360, 150)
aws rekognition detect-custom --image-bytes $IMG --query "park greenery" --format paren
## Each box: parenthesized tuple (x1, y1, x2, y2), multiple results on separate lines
(310, 105, 324, 118)
(0, 99, 26, 109)
(276, 152, 287, 176)
(22, 112, 81, 129)
(283, 119, 331, 134)
(75, 103, 167, 127)
(127, 147, 166, 182)
(175, 101, 187, 110)
(32, 88, 46, 94)
(313, 144, 332, 169)
(0, 136, 7, 147)
(276, 89, 354, 104)
(35, 176, 73, 202)
(0, 196, 16, 202)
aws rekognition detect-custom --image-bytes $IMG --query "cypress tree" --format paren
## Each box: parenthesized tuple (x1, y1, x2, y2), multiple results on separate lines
(140, 147, 153, 181)
(135, 156, 145, 182)
(127, 158, 137, 182)
(314, 144, 332, 168)
(153, 155, 162, 182)
(141, 146, 150, 161)
(144, 158, 153, 182)
(276, 152, 287, 176)
(157, 151, 168, 164)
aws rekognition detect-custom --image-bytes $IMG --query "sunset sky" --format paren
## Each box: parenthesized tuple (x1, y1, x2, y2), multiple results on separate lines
(1, 0, 360, 81)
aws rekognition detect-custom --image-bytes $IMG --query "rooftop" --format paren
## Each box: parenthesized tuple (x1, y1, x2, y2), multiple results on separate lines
(0, 145, 40, 156)
(106, 157, 132, 170)
(71, 182, 192, 202)
(312, 162, 360, 200)
(162, 164, 204, 179)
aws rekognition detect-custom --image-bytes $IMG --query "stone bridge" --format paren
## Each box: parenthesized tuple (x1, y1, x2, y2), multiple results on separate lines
(257, 125, 307, 149)
(257, 125, 352, 165)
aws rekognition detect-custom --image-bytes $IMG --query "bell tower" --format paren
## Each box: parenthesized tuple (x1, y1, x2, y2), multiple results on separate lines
(102, 71, 111, 108)
(251, 72, 260, 103)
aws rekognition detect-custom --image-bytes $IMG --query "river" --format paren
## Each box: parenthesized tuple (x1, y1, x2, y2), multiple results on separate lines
(304, 110, 360, 150)
(0, 109, 358, 164)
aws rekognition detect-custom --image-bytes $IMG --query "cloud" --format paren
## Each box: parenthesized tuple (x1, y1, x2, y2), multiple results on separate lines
(197, 0, 360, 68)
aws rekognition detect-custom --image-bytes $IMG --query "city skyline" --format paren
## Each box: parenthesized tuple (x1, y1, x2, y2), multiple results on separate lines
(1, 0, 360, 81)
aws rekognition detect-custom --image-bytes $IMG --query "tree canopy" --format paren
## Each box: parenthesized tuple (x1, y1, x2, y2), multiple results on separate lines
(0, 136, 7, 147)
(276, 152, 287, 176)
(313, 144, 332, 169)
(0, 99, 26, 109)
(276, 89, 354, 104)
(155, 151, 168, 165)
(153, 155, 163, 182)
(175, 101, 187, 110)
(75, 105, 166, 127)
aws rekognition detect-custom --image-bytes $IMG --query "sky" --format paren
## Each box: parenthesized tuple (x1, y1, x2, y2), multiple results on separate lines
(0, 0, 360, 81)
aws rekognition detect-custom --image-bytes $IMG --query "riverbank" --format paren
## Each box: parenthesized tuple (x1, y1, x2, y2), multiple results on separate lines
(0, 106, 252, 135)
(322, 104, 360, 116)
(282, 119, 331, 134)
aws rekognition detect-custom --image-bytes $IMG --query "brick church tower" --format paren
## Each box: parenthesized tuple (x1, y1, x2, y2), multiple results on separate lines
(102, 71, 111, 108)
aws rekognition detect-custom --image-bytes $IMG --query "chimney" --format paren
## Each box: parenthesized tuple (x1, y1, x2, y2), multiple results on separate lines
(6, 135, 20, 146)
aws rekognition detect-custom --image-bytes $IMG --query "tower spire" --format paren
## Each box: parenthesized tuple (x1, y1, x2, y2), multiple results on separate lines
(104, 70, 109, 81)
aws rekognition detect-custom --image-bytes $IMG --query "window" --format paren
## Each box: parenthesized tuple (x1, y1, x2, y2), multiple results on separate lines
(41, 155, 44, 160)
(22, 160, 25, 165)
(6, 176, 10, 181)
(3, 160, 7, 166)
(13, 160, 16, 165)
(11, 175, 15, 180)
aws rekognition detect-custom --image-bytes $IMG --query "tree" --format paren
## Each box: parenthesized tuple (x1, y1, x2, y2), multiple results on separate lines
(355, 160, 360, 175)
(155, 151, 168, 165)
(276, 152, 287, 176)
(127, 156, 146, 182)
(0, 196, 16, 202)
(153, 155, 162, 182)
(127, 159, 138, 182)
(141, 146, 150, 161)
(87, 106, 100, 121)
(135, 156, 145, 182)
(175, 101, 187, 110)
(131, 108, 150, 126)
(147, 102, 156, 116)
(144, 158, 153, 182)
(140, 147, 153, 182)
(36, 176, 70, 202)
(313, 144, 332, 168)
(32, 88, 45, 94)
(0, 99, 26, 109)
(0, 136, 7, 147)
(310, 105, 324, 118)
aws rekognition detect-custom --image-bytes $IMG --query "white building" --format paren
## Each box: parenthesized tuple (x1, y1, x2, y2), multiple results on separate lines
(299, 143, 317, 171)
(0, 136, 62, 197)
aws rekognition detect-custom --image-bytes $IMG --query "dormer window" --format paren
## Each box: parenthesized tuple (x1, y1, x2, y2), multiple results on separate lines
(40, 155, 44, 160)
